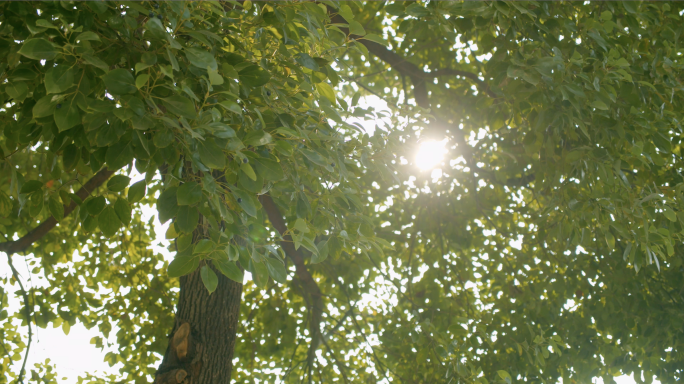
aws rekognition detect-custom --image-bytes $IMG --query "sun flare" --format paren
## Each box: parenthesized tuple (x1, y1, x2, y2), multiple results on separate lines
(415, 139, 448, 170)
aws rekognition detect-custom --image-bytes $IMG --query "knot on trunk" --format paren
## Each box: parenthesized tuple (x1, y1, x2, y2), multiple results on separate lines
(172, 322, 194, 362)
(155, 322, 203, 384)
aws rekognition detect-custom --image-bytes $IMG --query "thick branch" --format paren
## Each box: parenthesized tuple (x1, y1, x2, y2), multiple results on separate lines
(258, 195, 324, 369)
(330, 13, 497, 106)
(0, 168, 114, 255)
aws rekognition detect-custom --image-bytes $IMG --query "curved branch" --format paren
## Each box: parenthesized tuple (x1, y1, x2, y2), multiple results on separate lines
(426, 68, 497, 98)
(258, 194, 324, 370)
(329, 13, 497, 106)
(0, 168, 114, 255)
(7, 254, 31, 384)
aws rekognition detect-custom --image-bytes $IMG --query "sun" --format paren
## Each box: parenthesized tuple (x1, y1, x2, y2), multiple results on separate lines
(415, 139, 448, 170)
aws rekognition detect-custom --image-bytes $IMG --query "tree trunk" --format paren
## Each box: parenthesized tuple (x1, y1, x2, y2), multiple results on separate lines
(155, 261, 243, 384)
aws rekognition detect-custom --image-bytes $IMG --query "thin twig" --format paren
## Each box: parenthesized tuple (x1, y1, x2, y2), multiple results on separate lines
(7, 253, 31, 384)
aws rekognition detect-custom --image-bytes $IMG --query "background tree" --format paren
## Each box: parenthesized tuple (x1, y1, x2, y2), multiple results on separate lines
(2, 1, 684, 384)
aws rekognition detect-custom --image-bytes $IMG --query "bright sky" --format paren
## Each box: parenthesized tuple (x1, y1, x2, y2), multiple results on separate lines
(1, 95, 657, 384)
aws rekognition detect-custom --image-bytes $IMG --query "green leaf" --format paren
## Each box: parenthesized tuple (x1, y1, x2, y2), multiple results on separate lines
(238, 65, 270, 87)
(251, 259, 270, 288)
(32, 95, 59, 118)
(614, 57, 630, 67)
(168, 252, 199, 278)
(114, 198, 132, 226)
(184, 47, 218, 71)
(213, 259, 243, 283)
(605, 231, 615, 250)
(301, 149, 329, 167)
(86, 196, 106, 215)
(6, 82, 28, 102)
(82, 215, 97, 232)
(664, 206, 677, 222)
(102, 69, 137, 95)
(18, 38, 58, 60)
(497, 370, 512, 384)
(136, 74, 150, 89)
(166, 47, 180, 71)
(349, 21, 366, 36)
(162, 95, 196, 119)
(128, 181, 147, 203)
(295, 53, 320, 72)
(157, 187, 179, 223)
(76, 31, 100, 41)
(363, 33, 387, 46)
(311, 240, 329, 264)
(176, 205, 199, 233)
(0, 190, 12, 217)
(240, 163, 257, 181)
(29, 192, 44, 217)
(54, 98, 81, 132)
(600, 10, 613, 21)
(177, 182, 202, 206)
(45, 66, 75, 94)
(233, 189, 257, 217)
(62, 144, 79, 171)
(226, 244, 239, 261)
(154, 129, 175, 148)
(98, 206, 122, 237)
(316, 82, 336, 104)
(48, 195, 64, 221)
(251, 157, 284, 181)
(107, 175, 131, 192)
(265, 257, 287, 284)
(339, 4, 354, 21)
(200, 265, 219, 294)
(243, 131, 272, 147)
(198, 139, 226, 170)
(219, 100, 242, 115)
(193, 239, 215, 255)
(406, 3, 430, 17)
(105, 142, 134, 170)
(36, 19, 59, 29)
(159, 64, 174, 80)
(591, 100, 609, 110)
(83, 55, 110, 72)
(222, 63, 240, 80)
(177, 234, 193, 251)
(144, 18, 167, 40)
(20, 180, 44, 194)
(208, 67, 224, 85)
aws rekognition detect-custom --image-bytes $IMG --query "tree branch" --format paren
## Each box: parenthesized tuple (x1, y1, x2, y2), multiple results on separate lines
(329, 13, 497, 106)
(425, 68, 497, 99)
(0, 168, 114, 255)
(7, 253, 31, 384)
(258, 194, 324, 372)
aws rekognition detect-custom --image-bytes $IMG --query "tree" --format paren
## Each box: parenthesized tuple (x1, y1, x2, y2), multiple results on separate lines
(2, 1, 684, 384)
(0, 1, 381, 382)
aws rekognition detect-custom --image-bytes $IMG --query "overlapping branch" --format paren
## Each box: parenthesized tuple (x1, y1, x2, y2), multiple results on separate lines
(6, 254, 31, 384)
(0, 168, 114, 255)
(258, 195, 324, 373)
(329, 13, 497, 104)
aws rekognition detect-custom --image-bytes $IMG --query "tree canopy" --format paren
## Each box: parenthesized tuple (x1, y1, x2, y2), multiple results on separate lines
(1, 1, 684, 384)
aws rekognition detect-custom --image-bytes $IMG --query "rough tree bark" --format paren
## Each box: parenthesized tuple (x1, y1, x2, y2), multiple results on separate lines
(154, 261, 243, 384)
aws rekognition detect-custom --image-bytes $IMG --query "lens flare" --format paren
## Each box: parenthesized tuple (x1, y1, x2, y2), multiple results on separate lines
(415, 139, 448, 170)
